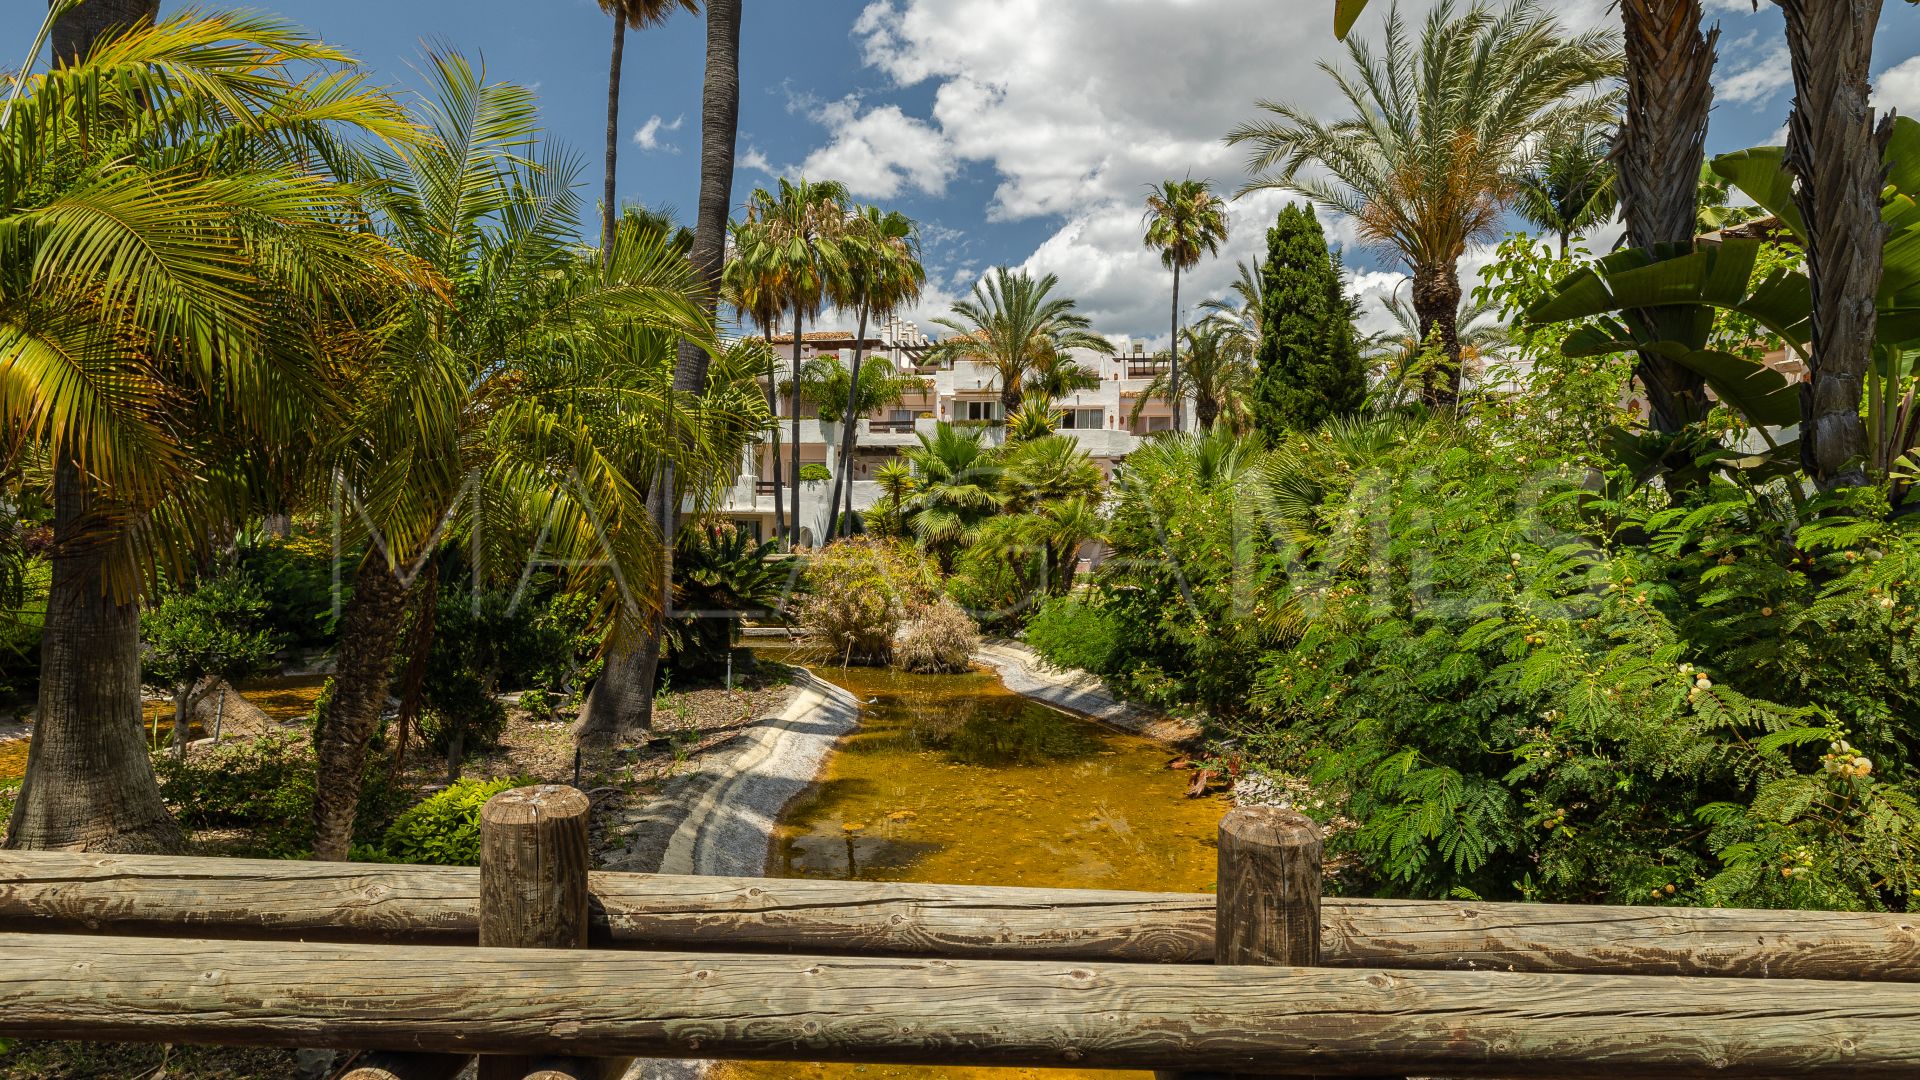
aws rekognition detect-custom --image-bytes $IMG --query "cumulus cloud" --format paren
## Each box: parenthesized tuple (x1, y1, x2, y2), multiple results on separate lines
(798, 98, 957, 199)
(1718, 46, 1792, 107)
(632, 113, 684, 153)
(1876, 53, 1920, 116)
(829, 0, 1629, 336)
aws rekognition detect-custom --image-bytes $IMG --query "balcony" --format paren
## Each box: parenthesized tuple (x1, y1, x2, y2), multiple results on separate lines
(1125, 361, 1169, 380)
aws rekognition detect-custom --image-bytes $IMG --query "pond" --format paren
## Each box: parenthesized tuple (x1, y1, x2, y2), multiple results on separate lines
(711, 648, 1227, 1080)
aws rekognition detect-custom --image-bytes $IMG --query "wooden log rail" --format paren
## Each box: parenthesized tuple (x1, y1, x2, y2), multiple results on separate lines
(0, 931, 1916, 1078)
(1, 849, 1914, 980)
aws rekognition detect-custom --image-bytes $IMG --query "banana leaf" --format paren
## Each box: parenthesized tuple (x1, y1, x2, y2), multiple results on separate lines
(1526, 238, 1811, 350)
(1335, 0, 1372, 39)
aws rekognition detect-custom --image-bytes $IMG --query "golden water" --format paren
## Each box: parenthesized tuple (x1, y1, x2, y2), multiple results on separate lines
(713, 650, 1226, 1080)
(0, 674, 327, 784)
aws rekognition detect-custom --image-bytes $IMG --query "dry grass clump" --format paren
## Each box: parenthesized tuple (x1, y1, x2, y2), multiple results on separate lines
(892, 598, 980, 674)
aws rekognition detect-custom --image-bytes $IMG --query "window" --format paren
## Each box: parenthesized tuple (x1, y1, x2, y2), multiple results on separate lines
(1058, 408, 1104, 430)
(1140, 415, 1172, 433)
(960, 400, 999, 422)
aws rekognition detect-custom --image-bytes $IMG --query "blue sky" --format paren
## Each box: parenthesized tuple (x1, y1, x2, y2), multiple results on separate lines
(8, 1, 1918, 339)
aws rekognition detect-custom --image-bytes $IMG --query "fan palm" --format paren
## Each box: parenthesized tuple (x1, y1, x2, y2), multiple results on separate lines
(595, 0, 697, 259)
(1143, 178, 1229, 432)
(902, 422, 1003, 572)
(0, 10, 418, 853)
(1131, 321, 1257, 434)
(928, 268, 1114, 416)
(999, 434, 1102, 513)
(1229, 0, 1619, 407)
(731, 177, 852, 548)
(825, 205, 924, 541)
(310, 54, 720, 855)
(1516, 126, 1617, 257)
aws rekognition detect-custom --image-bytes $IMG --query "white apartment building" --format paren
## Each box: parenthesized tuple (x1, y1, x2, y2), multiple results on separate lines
(707, 317, 1189, 546)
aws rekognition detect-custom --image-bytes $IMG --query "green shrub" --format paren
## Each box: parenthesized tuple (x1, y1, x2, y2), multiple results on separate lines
(1024, 596, 1121, 675)
(155, 734, 409, 858)
(798, 462, 833, 482)
(373, 776, 527, 865)
(236, 534, 341, 649)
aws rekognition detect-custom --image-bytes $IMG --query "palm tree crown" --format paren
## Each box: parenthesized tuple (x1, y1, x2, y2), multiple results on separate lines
(1143, 178, 1229, 433)
(1131, 322, 1257, 435)
(1515, 126, 1618, 257)
(928, 267, 1113, 415)
(1228, 0, 1619, 405)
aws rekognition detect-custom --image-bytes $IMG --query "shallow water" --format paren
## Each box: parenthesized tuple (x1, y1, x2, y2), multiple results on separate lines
(0, 675, 327, 785)
(712, 649, 1225, 1080)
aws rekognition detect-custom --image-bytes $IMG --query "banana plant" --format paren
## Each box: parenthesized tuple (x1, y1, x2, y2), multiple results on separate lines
(1526, 116, 1920, 486)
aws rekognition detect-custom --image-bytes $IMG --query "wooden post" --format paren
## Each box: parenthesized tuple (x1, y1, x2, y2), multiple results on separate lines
(477, 784, 629, 1080)
(1159, 806, 1323, 1080)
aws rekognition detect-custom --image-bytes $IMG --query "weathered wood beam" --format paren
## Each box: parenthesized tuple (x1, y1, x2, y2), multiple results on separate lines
(0, 933, 1915, 1077)
(0, 851, 1914, 980)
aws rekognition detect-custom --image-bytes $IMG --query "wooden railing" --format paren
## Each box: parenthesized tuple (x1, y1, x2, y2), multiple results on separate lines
(0, 786, 1916, 1079)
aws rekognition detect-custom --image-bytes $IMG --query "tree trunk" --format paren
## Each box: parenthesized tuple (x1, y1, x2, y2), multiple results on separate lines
(389, 561, 438, 782)
(672, 0, 741, 404)
(48, 0, 157, 64)
(1616, 0, 1717, 435)
(1169, 266, 1183, 433)
(828, 305, 870, 542)
(310, 560, 410, 862)
(4, 458, 181, 853)
(576, 628, 659, 743)
(790, 309, 805, 548)
(764, 327, 787, 544)
(1779, 0, 1886, 489)
(1196, 395, 1218, 433)
(601, 17, 626, 263)
(1410, 264, 1463, 408)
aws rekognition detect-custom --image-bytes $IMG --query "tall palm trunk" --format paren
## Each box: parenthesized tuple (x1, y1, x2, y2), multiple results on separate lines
(310, 559, 409, 861)
(1411, 263, 1462, 408)
(48, 0, 157, 63)
(1169, 266, 1183, 433)
(7, 0, 178, 855)
(765, 325, 787, 542)
(828, 305, 870, 542)
(1196, 394, 1219, 432)
(1780, 0, 1886, 489)
(578, 0, 742, 742)
(601, 17, 626, 260)
(5, 459, 182, 852)
(1616, 0, 1717, 435)
(790, 309, 806, 547)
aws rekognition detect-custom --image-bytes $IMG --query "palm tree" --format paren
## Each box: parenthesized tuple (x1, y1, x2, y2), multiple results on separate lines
(1362, 290, 1506, 410)
(722, 224, 789, 542)
(902, 422, 1004, 572)
(1516, 126, 1617, 257)
(731, 178, 852, 548)
(929, 268, 1114, 416)
(825, 205, 924, 541)
(999, 434, 1102, 513)
(1024, 351, 1103, 410)
(1131, 322, 1257, 434)
(595, 0, 697, 259)
(2, 9, 416, 852)
(47, 0, 157, 63)
(1776, 0, 1889, 488)
(1143, 179, 1229, 433)
(1200, 257, 1266, 349)
(797, 356, 922, 423)
(870, 459, 915, 539)
(315, 55, 720, 850)
(1229, 0, 1618, 407)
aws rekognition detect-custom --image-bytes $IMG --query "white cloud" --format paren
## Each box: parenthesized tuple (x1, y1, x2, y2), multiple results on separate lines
(798, 98, 957, 199)
(1875, 53, 1920, 116)
(1719, 46, 1792, 107)
(736, 144, 775, 175)
(632, 113, 684, 153)
(829, 0, 1620, 337)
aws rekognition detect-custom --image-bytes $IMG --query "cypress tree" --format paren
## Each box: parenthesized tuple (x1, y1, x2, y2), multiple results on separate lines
(1252, 203, 1365, 436)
